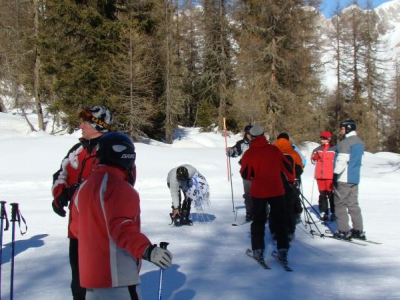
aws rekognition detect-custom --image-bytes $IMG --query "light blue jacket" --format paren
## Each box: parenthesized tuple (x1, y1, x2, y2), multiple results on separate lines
(334, 131, 364, 184)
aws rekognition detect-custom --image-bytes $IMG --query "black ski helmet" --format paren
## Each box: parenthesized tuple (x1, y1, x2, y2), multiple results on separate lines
(97, 132, 136, 171)
(340, 119, 357, 134)
(176, 166, 189, 181)
(244, 125, 253, 133)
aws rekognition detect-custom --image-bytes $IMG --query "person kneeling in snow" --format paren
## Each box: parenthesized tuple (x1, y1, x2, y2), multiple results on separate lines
(167, 164, 210, 226)
(71, 132, 172, 300)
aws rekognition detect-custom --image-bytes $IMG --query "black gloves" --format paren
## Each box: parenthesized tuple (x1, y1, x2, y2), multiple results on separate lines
(333, 174, 339, 188)
(68, 183, 80, 198)
(52, 188, 70, 217)
(143, 244, 173, 270)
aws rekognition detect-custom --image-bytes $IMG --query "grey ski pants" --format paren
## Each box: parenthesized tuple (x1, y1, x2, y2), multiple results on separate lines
(86, 285, 141, 300)
(243, 179, 252, 212)
(334, 182, 364, 232)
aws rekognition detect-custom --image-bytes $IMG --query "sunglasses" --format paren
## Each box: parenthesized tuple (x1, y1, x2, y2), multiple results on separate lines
(320, 137, 329, 140)
(79, 108, 110, 130)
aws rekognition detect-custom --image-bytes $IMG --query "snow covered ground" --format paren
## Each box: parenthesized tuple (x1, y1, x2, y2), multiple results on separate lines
(0, 112, 400, 300)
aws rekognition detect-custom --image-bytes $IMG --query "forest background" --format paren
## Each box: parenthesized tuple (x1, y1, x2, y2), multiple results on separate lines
(0, 0, 399, 152)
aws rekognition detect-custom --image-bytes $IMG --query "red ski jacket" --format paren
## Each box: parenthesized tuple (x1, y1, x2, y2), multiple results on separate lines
(240, 136, 295, 199)
(52, 137, 136, 238)
(311, 144, 336, 180)
(70, 165, 151, 288)
(52, 138, 100, 238)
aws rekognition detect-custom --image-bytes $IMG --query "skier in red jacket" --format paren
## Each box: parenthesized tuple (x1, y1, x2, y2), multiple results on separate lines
(70, 132, 172, 299)
(311, 131, 337, 221)
(240, 124, 295, 265)
(51, 106, 115, 300)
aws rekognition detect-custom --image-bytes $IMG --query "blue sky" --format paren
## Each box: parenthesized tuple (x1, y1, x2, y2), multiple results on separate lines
(320, 0, 392, 18)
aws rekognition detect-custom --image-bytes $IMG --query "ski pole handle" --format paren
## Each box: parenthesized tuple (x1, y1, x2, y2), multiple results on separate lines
(0, 201, 7, 221)
(158, 242, 169, 300)
(10, 203, 19, 222)
(160, 242, 169, 250)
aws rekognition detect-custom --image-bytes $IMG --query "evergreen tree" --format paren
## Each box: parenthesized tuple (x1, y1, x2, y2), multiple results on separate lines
(41, 0, 123, 131)
(232, 0, 322, 140)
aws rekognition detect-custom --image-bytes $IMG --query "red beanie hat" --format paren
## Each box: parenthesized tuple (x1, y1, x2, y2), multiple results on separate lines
(320, 131, 332, 139)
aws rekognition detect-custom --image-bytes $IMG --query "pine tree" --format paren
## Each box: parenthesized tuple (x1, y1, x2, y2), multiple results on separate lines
(40, 0, 123, 131)
(232, 0, 322, 140)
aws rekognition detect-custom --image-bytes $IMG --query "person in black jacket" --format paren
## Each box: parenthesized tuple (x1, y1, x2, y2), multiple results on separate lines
(226, 125, 254, 221)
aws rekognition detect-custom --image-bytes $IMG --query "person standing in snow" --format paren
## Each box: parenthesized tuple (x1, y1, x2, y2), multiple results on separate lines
(274, 133, 304, 225)
(167, 164, 210, 226)
(311, 131, 337, 221)
(226, 125, 254, 221)
(333, 119, 366, 240)
(70, 132, 172, 299)
(240, 125, 295, 265)
(51, 106, 121, 300)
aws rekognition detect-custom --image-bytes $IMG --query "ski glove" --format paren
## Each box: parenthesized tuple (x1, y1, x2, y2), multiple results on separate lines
(68, 183, 80, 198)
(143, 244, 173, 270)
(226, 148, 233, 157)
(52, 188, 70, 217)
(333, 173, 339, 188)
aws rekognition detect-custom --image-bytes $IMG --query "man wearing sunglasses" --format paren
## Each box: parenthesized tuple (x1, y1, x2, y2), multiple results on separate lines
(51, 106, 114, 300)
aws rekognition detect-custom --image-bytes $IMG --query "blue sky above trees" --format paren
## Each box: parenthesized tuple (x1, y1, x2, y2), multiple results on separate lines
(320, 0, 391, 17)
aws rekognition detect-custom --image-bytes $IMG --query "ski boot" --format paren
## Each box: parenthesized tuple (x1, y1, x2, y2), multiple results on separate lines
(278, 249, 288, 265)
(181, 216, 193, 226)
(169, 213, 182, 227)
(253, 249, 264, 262)
(333, 230, 352, 240)
(245, 211, 253, 222)
(351, 229, 367, 240)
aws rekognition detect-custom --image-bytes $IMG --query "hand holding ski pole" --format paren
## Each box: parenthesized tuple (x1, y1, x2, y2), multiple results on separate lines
(158, 242, 170, 300)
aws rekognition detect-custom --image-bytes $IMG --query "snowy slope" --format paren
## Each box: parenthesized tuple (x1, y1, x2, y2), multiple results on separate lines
(0, 112, 400, 300)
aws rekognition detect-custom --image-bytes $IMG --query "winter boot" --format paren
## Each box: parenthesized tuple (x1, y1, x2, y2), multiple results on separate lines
(181, 216, 193, 226)
(330, 213, 337, 221)
(253, 249, 264, 262)
(278, 249, 288, 265)
(181, 201, 193, 225)
(322, 214, 329, 221)
(351, 229, 367, 240)
(245, 211, 253, 222)
(333, 230, 352, 240)
(170, 213, 182, 227)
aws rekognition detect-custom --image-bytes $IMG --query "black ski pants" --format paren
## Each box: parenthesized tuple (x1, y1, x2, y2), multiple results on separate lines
(252, 196, 289, 251)
(70, 238, 86, 300)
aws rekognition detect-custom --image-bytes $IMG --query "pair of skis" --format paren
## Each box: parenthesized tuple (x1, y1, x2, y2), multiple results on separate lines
(312, 231, 382, 246)
(246, 249, 293, 272)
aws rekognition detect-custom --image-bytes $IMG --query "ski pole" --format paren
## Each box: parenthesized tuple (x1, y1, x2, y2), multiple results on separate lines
(0, 201, 9, 299)
(310, 179, 315, 206)
(157, 242, 169, 300)
(9, 203, 27, 300)
(295, 189, 324, 237)
(9, 203, 19, 300)
(223, 117, 230, 181)
(228, 156, 235, 213)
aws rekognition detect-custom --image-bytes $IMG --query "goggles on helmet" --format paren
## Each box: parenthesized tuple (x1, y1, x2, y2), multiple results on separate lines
(79, 107, 111, 130)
